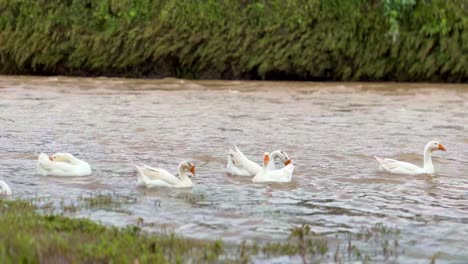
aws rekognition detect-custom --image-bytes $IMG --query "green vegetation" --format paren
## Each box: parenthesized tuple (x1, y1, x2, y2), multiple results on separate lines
(0, 199, 224, 263)
(0, 198, 327, 263)
(0, 0, 466, 82)
(0, 197, 408, 263)
(59, 192, 135, 213)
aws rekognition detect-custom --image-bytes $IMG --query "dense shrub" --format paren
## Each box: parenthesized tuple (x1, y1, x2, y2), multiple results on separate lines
(0, 0, 466, 82)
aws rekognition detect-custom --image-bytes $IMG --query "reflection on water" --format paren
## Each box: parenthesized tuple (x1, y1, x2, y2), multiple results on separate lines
(0, 76, 467, 262)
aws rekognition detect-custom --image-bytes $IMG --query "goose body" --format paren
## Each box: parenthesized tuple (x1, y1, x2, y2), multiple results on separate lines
(37, 153, 92, 177)
(227, 146, 291, 176)
(252, 153, 294, 183)
(375, 141, 446, 175)
(136, 161, 196, 188)
(0, 180, 12, 195)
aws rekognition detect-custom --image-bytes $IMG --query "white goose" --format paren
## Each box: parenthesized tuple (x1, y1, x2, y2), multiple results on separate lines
(252, 153, 294, 183)
(37, 153, 92, 177)
(0, 180, 12, 195)
(227, 146, 291, 176)
(136, 161, 196, 188)
(375, 141, 446, 175)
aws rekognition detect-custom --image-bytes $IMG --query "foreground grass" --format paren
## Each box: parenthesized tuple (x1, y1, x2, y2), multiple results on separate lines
(0, 197, 408, 263)
(0, 198, 331, 263)
(0, 199, 226, 263)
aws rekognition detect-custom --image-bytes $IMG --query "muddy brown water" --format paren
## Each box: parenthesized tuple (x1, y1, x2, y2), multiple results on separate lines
(0, 76, 467, 262)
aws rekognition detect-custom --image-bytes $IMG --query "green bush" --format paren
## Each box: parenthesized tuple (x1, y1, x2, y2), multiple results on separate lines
(0, 0, 466, 82)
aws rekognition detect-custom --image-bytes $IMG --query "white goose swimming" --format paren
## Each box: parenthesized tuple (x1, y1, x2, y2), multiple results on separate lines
(136, 160, 196, 188)
(374, 141, 446, 175)
(252, 153, 294, 183)
(37, 153, 92, 177)
(227, 146, 291, 176)
(0, 180, 12, 195)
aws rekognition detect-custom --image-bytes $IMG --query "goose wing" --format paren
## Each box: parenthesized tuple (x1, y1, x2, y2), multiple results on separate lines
(228, 146, 262, 175)
(136, 164, 181, 186)
(374, 156, 421, 174)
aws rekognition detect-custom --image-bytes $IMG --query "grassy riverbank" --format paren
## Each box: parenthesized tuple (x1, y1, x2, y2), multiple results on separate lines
(0, 0, 466, 82)
(0, 196, 410, 263)
(0, 198, 326, 263)
(0, 200, 221, 263)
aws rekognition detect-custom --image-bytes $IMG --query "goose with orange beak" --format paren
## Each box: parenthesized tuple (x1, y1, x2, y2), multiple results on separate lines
(252, 152, 294, 183)
(136, 161, 196, 188)
(37, 153, 92, 177)
(375, 141, 446, 175)
(227, 146, 292, 177)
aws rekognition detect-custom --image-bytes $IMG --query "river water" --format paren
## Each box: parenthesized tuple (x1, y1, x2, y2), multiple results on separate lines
(0, 76, 467, 262)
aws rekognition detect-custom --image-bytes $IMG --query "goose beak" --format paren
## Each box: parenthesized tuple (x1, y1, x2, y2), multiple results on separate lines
(189, 166, 196, 176)
(284, 159, 292, 166)
(49, 156, 54, 161)
(263, 153, 270, 166)
(438, 144, 446, 151)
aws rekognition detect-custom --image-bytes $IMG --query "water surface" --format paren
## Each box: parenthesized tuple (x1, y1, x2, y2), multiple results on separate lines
(1, 76, 467, 262)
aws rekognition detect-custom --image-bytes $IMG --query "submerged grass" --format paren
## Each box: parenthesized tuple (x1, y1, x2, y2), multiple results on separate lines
(0, 0, 466, 82)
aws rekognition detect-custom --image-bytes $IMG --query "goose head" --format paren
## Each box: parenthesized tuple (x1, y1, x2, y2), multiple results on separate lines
(270, 150, 292, 165)
(426, 141, 446, 152)
(181, 161, 196, 177)
(278, 150, 292, 166)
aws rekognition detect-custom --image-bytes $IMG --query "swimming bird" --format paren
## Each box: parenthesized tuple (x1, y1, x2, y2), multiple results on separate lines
(252, 152, 294, 183)
(227, 146, 291, 176)
(0, 180, 12, 195)
(37, 153, 92, 177)
(374, 141, 446, 175)
(136, 161, 196, 188)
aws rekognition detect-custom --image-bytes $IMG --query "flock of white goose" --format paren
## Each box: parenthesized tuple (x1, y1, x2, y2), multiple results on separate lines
(0, 141, 446, 195)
